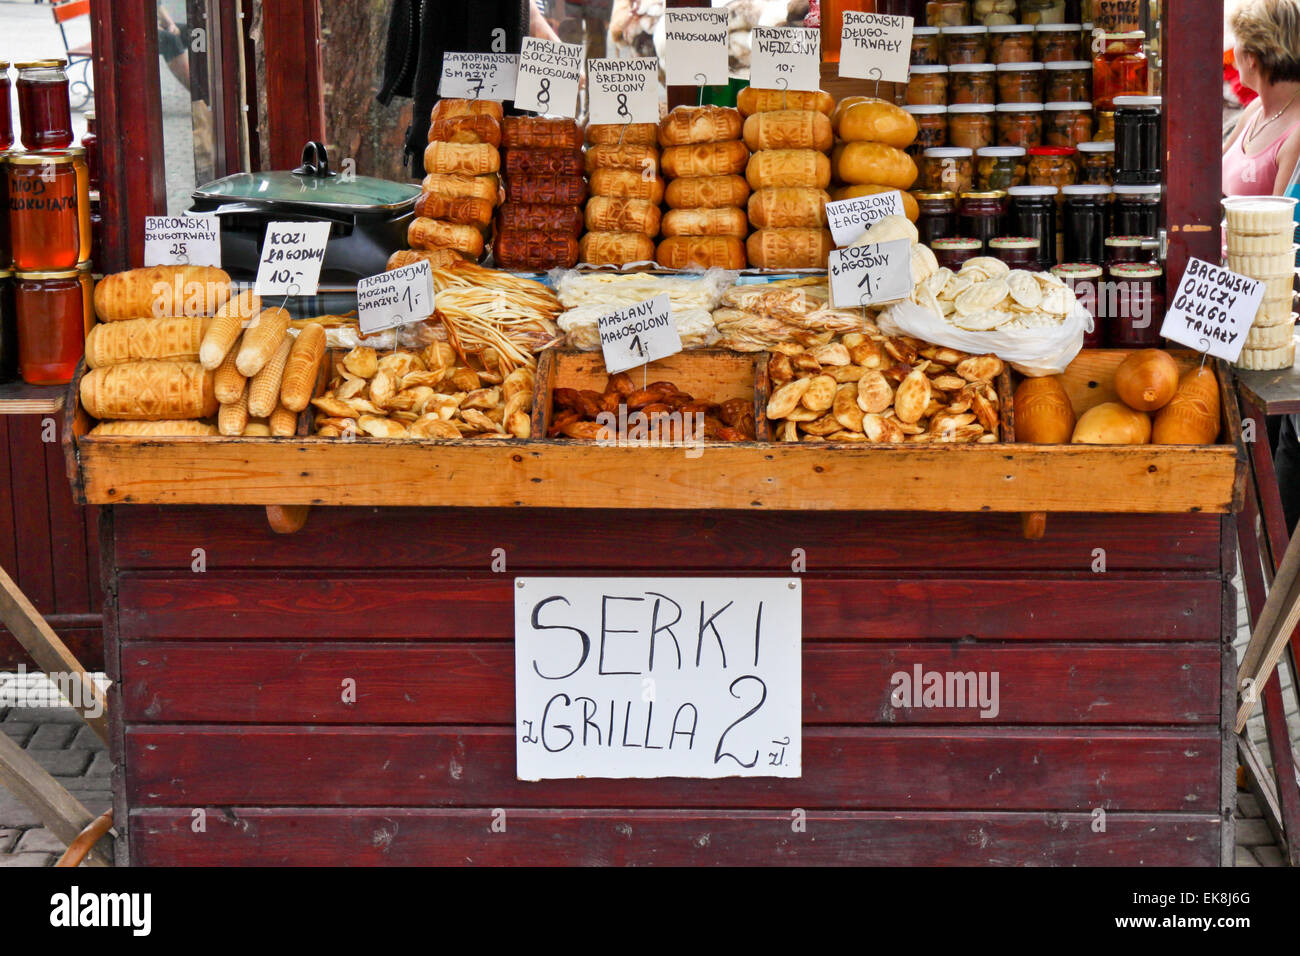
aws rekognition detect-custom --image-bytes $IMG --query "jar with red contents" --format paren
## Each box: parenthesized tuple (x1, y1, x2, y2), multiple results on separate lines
(1027, 145, 1078, 187)
(995, 102, 1044, 148)
(1104, 234, 1159, 265)
(1036, 23, 1083, 62)
(1107, 261, 1164, 347)
(15, 60, 73, 151)
(8, 148, 90, 271)
(1052, 263, 1106, 345)
(957, 190, 1008, 253)
(915, 191, 959, 246)
(0, 62, 12, 151)
(81, 111, 99, 191)
(988, 24, 1035, 65)
(14, 265, 89, 385)
(0, 269, 15, 383)
(931, 236, 984, 270)
(1092, 31, 1148, 110)
(988, 236, 1044, 271)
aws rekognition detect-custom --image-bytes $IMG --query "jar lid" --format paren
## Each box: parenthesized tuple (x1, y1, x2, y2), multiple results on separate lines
(947, 103, 995, 113)
(14, 59, 67, 69)
(913, 191, 958, 200)
(1111, 184, 1162, 195)
(903, 104, 948, 114)
(0, 62, 8, 70)
(6, 149, 83, 165)
(909, 64, 950, 74)
(1037, 23, 1082, 32)
(995, 102, 1044, 112)
(1044, 60, 1093, 70)
(977, 146, 1027, 157)
(914, 26, 940, 35)
(924, 146, 975, 157)
(1110, 263, 1163, 278)
(950, 63, 997, 72)
(996, 61, 1045, 71)
(932, 237, 985, 250)
(1112, 95, 1162, 108)
(1027, 145, 1077, 156)
(15, 268, 81, 279)
(941, 25, 990, 35)
(959, 190, 1009, 199)
(77, 260, 94, 273)
(1053, 263, 1103, 278)
(1101, 30, 1148, 40)
(1106, 235, 1153, 246)
(1062, 184, 1113, 196)
(989, 237, 1041, 248)
(988, 24, 1034, 33)
(1008, 185, 1060, 196)
(1076, 140, 1115, 152)
(1044, 100, 1094, 110)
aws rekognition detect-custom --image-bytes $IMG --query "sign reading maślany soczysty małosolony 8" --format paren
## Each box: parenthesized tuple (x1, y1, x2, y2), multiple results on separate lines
(515, 578, 802, 780)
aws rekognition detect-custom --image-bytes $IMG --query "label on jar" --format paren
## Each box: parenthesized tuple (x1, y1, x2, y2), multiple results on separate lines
(839, 11, 914, 85)
(1159, 257, 1264, 361)
(828, 238, 914, 309)
(357, 260, 435, 336)
(588, 58, 659, 126)
(751, 26, 821, 93)
(254, 221, 331, 297)
(825, 191, 906, 246)
(515, 38, 583, 118)
(438, 53, 519, 102)
(143, 214, 222, 268)
(597, 294, 681, 375)
(663, 9, 730, 87)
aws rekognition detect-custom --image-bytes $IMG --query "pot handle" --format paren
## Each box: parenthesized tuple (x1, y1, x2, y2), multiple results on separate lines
(294, 141, 334, 177)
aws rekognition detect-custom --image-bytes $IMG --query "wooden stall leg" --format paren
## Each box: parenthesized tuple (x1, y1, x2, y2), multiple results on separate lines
(0, 731, 111, 866)
(266, 505, 311, 535)
(1020, 512, 1047, 540)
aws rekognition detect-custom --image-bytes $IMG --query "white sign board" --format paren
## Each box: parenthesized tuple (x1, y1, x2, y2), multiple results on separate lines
(825, 191, 906, 246)
(588, 57, 660, 125)
(515, 37, 583, 117)
(356, 260, 435, 336)
(839, 11, 914, 85)
(515, 577, 803, 780)
(1159, 257, 1266, 361)
(254, 221, 331, 297)
(663, 9, 729, 87)
(438, 52, 519, 102)
(144, 214, 222, 267)
(597, 294, 682, 374)
(829, 238, 914, 309)
(750, 26, 821, 93)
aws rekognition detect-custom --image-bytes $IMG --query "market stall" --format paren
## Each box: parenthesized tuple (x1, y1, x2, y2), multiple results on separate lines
(0, 0, 1257, 865)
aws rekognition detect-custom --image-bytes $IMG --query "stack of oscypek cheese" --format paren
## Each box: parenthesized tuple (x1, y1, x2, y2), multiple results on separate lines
(1224, 196, 1297, 370)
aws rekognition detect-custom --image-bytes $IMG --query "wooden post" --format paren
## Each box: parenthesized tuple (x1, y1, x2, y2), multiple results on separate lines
(263, 0, 326, 170)
(0, 732, 111, 866)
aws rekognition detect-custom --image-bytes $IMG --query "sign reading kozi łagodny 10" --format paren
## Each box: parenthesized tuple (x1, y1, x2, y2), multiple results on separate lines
(515, 577, 802, 780)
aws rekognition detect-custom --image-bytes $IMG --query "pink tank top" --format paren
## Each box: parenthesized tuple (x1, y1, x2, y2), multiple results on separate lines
(1223, 112, 1300, 195)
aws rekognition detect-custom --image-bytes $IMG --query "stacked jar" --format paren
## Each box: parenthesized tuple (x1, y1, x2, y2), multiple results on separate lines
(1223, 196, 1297, 371)
(6, 59, 92, 386)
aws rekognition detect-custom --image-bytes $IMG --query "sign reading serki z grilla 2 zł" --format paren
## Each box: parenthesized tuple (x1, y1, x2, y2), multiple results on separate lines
(1158, 256, 1265, 361)
(597, 294, 681, 374)
(514, 577, 802, 780)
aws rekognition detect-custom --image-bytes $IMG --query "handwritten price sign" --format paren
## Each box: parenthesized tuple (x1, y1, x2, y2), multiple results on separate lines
(438, 52, 518, 101)
(828, 238, 914, 309)
(750, 26, 821, 93)
(356, 260, 435, 336)
(254, 221, 331, 297)
(588, 57, 659, 126)
(144, 214, 222, 267)
(515, 37, 582, 117)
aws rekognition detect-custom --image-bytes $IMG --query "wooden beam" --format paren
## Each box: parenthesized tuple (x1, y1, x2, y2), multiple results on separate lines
(0, 731, 111, 866)
(263, 0, 325, 169)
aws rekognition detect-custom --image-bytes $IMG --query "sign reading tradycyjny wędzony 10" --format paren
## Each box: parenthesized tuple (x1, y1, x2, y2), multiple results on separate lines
(514, 577, 802, 780)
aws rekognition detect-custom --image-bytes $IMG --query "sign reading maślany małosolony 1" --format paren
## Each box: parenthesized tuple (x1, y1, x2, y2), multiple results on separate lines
(515, 578, 802, 780)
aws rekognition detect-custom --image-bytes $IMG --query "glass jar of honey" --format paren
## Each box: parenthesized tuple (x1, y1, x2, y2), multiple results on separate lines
(1076, 140, 1114, 184)
(996, 62, 1045, 105)
(976, 145, 1027, 190)
(1027, 145, 1078, 187)
(912, 27, 945, 65)
(0, 153, 10, 268)
(915, 191, 959, 245)
(947, 103, 995, 149)
(8, 149, 90, 271)
(932, 236, 984, 270)
(988, 24, 1035, 64)
(995, 102, 1044, 148)
(15, 60, 73, 151)
(942, 25, 990, 64)
(905, 105, 949, 156)
(1044, 101, 1094, 148)
(0, 62, 12, 152)
(14, 266, 88, 385)
(927, 0, 972, 26)
(0, 269, 15, 383)
(1036, 23, 1082, 61)
(907, 65, 951, 106)
(949, 63, 997, 104)
(1092, 31, 1148, 110)
(920, 146, 975, 192)
(1044, 60, 1092, 102)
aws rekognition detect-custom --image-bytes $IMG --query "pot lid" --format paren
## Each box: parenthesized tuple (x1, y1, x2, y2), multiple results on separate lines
(193, 170, 420, 212)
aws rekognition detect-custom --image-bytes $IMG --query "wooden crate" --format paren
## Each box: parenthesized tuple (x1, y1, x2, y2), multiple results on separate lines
(63, 350, 1245, 514)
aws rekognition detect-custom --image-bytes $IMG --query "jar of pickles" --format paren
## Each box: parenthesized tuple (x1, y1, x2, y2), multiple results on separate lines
(1092, 31, 1148, 110)
(976, 145, 1027, 189)
(1104, 234, 1159, 264)
(1061, 184, 1111, 263)
(1021, 0, 1067, 23)
(1027, 145, 1077, 187)
(1108, 261, 1164, 347)
(16, 60, 73, 151)
(1052, 262, 1105, 345)
(0, 63, 11, 152)
(921, 146, 975, 192)
(989, 236, 1045, 270)
(1007, 184, 1059, 266)
(932, 236, 985, 270)
(996, 62, 1045, 103)
(1044, 60, 1092, 101)
(915, 191, 959, 245)
(1076, 140, 1114, 184)
(1044, 101, 1094, 147)
(1036, 23, 1082, 61)
(973, 0, 1019, 24)
(912, 26, 945, 65)
(14, 266, 88, 385)
(958, 190, 1008, 253)
(988, 24, 1035, 64)
(1112, 94, 1161, 185)
(995, 102, 1044, 147)
(1111, 183, 1161, 236)
(949, 63, 997, 104)
(908, 65, 951, 105)
(8, 149, 90, 271)
(947, 103, 995, 148)
(943, 25, 990, 64)
(905, 105, 949, 155)
(928, 0, 972, 26)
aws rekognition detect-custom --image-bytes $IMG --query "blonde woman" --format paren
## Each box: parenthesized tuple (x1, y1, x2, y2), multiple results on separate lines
(1223, 0, 1300, 195)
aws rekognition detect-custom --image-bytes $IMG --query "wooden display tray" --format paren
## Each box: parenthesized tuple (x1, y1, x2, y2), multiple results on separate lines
(62, 349, 1245, 514)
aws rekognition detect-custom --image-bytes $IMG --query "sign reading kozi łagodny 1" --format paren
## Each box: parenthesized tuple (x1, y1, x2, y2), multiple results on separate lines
(515, 577, 802, 780)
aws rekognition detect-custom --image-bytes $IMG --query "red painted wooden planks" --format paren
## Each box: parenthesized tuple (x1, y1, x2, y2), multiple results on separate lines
(43, 437, 92, 615)
(6, 416, 53, 613)
(109, 506, 1224, 572)
(119, 640, 1221, 725)
(127, 808, 1222, 866)
(114, 572, 1222, 642)
(124, 725, 1220, 810)
(0, 418, 16, 577)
